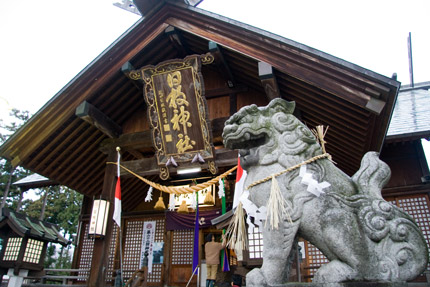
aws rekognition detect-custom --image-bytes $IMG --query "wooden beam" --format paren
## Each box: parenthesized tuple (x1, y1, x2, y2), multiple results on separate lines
(259, 61, 281, 101)
(165, 26, 190, 57)
(121, 62, 144, 92)
(100, 131, 153, 154)
(119, 148, 238, 177)
(99, 117, 229, 154)
(166, 14, 395, 113)
(208, 42, 239, 114)
(204, 85, 248, 99)
(209, 41, 235, 88)
(75, 101, 122, 138)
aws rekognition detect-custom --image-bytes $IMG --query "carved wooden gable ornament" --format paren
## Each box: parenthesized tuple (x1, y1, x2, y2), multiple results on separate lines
(128, 54, 216, 179)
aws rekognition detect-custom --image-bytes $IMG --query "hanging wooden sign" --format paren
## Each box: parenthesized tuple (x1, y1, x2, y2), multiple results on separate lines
(127, 53, 216, 179)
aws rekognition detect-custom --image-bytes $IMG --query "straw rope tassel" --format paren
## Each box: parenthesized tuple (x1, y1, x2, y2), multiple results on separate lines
(225, 202, 248, 252)
(154, 192, 166, 210)
(106, 163, 237, 195)
(177, 200, 189, 213)
(266, 175, 292, 229)
(203, 190, 215, 205)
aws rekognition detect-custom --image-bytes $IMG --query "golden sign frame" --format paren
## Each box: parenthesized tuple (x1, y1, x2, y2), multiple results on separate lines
(128, 53, 216, 179)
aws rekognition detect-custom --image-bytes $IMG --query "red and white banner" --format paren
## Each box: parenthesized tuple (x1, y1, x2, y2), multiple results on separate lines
(113, 150, 121, 227)
(233, 155, 247, 208)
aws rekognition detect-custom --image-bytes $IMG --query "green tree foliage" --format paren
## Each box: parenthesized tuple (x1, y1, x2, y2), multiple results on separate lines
(0, 109, 32, 210)
(0, 108, 31, 143)
(25, 186, 83, 236)
(44, 244, 56, 268)
(24, 186, 83, 269)
(1, 109, 83, 270)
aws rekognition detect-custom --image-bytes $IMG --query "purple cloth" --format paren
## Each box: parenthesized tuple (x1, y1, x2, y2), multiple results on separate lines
(192, 202, 199, 272)
(222, 248, 230, 272)
(166, 209, 222, 230)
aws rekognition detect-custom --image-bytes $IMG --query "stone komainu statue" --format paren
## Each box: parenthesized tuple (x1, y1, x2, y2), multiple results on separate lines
(222, 98, 429, 286)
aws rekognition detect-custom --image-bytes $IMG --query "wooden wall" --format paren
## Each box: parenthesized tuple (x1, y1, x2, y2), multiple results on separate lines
(381, 140, 430, 190)
(120, 67, 269, 136)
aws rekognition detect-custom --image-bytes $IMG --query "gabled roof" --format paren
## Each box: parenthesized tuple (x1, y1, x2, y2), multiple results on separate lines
(0, 209, 69, 246)
(386, 82, 430, 142)
(0, 1, 399, 210)
(13, 173, 58, 190)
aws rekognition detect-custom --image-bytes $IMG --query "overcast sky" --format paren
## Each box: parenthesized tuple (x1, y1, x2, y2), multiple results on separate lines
(1, 0, 429, 123)
(1, 0, 429, 197)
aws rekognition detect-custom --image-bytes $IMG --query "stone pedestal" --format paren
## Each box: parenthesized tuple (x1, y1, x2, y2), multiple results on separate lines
(200, 261, 207, 287)
(270, 282, 407, 287)
(7, 269, 29, 287)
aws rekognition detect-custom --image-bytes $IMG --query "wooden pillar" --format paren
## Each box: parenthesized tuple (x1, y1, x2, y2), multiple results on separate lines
(258, 61, 281, 101)
(164, 230, 172, 286)
(87, 151, 117, 286)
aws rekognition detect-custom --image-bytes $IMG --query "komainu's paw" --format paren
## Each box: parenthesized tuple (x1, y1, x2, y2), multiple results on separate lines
(246, 268, 267, 287)
(313, 260, 358, 283)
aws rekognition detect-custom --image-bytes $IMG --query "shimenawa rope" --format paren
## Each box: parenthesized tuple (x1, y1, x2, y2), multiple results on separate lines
(106, 162, 237, 195)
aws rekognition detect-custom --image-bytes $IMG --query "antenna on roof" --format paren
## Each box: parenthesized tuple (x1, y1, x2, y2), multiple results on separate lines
(407, 32, 414, 88)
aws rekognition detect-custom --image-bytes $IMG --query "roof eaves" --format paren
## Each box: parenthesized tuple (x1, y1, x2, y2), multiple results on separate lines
(179, 2, 400, 88)
(0, 3, 169, 165)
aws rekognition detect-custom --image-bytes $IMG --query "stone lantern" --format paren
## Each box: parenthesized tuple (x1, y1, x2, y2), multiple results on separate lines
(0, 208, 69, 287)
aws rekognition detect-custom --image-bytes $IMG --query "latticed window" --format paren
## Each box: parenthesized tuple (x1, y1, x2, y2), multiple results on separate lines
(171, 229, 194, 265)
(248, 227, 263, 259)
(304, 242, 328, 278)
(3, 237, 22, 261)
(78, 222, 94, 280)
(23, 239, 43, 264)
(122, 217, 165, 284)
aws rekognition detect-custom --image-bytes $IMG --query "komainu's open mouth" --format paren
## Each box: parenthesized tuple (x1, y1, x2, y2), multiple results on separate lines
(223, 127, 269, 151)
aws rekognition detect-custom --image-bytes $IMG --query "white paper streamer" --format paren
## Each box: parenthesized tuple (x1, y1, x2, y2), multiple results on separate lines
(168, 194, 176, 211)
(299, 165, 330, 197)
(239, 190, 267, 232)
(166, 156, 178, 167)
(192, 153, 205, 163)
(218, 179, 225, 198)
(190, 193, 197, 210)
(145, 186, 153, 202)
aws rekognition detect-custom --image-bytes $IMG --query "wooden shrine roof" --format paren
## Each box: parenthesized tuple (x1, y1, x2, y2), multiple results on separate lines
(0, 209, 69, 246)
(0, 1, 400, 211)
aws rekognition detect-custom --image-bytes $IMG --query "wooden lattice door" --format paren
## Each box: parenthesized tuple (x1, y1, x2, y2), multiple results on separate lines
(122, 216, 166, 286)
(76, 221, 94, 282)
(169, 229, 197, 286)
(75, 221, 119, 285)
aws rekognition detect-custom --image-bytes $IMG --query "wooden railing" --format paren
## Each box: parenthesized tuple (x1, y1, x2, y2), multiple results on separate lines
(123, 267, 147, 287)
(21, 269, 89, 287)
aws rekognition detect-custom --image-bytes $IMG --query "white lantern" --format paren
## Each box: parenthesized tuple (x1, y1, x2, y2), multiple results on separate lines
(89, 199, 110, 238)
